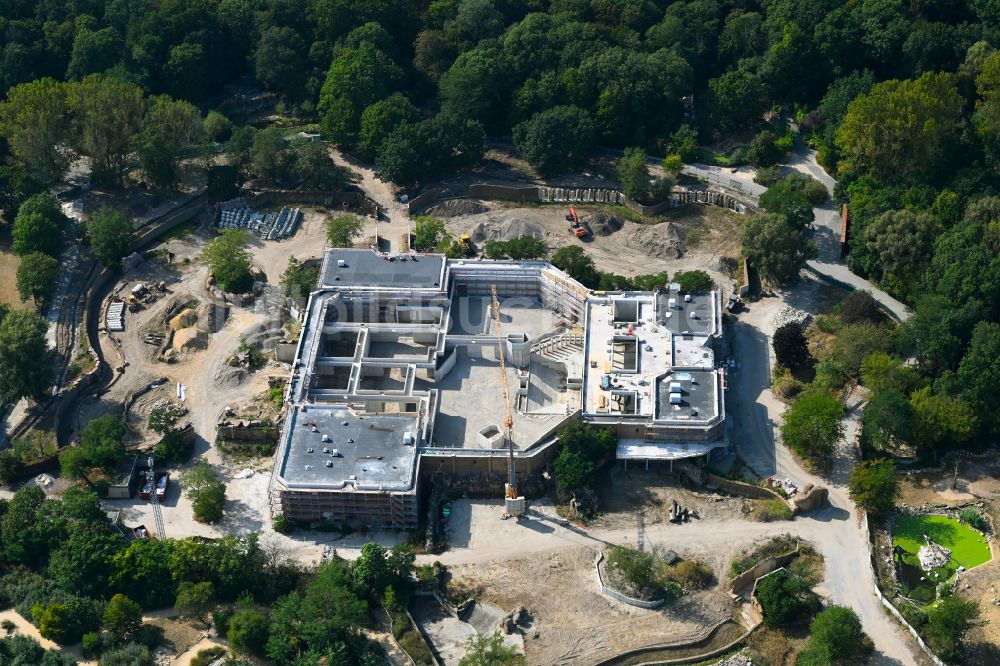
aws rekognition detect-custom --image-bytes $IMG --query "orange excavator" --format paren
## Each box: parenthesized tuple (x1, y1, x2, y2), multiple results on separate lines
(565, 206, 588, 238)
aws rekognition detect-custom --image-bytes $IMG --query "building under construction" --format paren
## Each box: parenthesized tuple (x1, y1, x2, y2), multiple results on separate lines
(269, 248, 727, 528)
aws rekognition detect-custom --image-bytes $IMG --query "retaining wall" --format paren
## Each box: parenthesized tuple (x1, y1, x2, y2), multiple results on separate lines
(705, 473, 786, 501)
(406, 188, 446, 213)
(468, 183, 541, 202)
(595, 552, 665, 609)
(730, 548, 800, 595)
(250, 189, 379, 215)
(593, 618, 760, 666)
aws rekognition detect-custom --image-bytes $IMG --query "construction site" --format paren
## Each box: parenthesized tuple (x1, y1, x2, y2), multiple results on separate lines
(268, 247, 727, 528)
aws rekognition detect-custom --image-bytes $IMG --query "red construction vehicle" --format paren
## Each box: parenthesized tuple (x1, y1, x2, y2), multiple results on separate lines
(565, 207, 588, 238)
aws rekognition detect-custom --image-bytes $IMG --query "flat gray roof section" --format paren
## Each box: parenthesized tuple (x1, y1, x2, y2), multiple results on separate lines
(321, 249, 446, 290)
(278, 405, 418, 492)
(657, 292, 715, 336)
(656, 369, 718, 422)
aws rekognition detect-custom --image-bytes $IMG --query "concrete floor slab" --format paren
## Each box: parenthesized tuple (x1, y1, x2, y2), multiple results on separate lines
(432, 349, 563, 449)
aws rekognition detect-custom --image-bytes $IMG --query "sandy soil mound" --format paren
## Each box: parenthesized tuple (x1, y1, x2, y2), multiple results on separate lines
(173, 327, 208, 351)
(583, 212, 624, 237)
(618, 223, 685, 259)
(468, 215, 545, 243)
(428, 199, 490, 217)
(170, 308, 199, 330)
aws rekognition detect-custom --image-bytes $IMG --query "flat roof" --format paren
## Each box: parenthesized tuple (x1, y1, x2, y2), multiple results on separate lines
(278, 405, 418, 492)
(657, 291, 715, 336)
(320, 249, 446, 290)
(617, 439, 722, 460)
(655, 369, 718, 422)
(582, 295, 670, 417)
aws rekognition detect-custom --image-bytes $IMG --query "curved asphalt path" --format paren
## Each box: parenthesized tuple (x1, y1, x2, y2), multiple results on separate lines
(680, 147, 911, 322)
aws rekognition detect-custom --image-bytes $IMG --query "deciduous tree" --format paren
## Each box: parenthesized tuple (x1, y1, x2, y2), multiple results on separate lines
(739, 214, 816, 287)
(0, 309, 55, 402)
(780, 389, 844, 463)
(513, 105, 594, 177)
(87, 208, 136, 269)
(849, 459, 899, 516)
(836, 72, 963, 182)
(203, 229, 252, 293)
(16, 252, 60, 306)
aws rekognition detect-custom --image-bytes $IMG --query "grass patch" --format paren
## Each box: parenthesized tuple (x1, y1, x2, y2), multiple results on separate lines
(693, 147, 730, 166)
(752, 499, 793, 522)
(893, 514, 991, 570)
(157, 218, 199, 243)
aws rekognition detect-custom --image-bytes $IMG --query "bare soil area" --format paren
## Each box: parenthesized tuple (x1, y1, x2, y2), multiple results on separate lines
(448, 547, 732, 666)
(439, 203, 742, 283)
(0, 230, 26, 309)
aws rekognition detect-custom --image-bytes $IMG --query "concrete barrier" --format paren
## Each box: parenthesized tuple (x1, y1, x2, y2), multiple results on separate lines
(595, 552, 665, 609)
(730, 548, 800, 595)
(705, 473, 786, 501)
(406, 188, 445, 213)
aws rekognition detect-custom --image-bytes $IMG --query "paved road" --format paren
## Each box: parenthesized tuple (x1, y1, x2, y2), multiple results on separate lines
(683, 151, 912, 322)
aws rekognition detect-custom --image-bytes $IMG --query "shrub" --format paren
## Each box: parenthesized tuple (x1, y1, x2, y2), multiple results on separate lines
(81, 631, 101, 656)
(754, 166, 783, 186)
(399, 629, 435, 665)
(212, 610, 232, 638)
(754, 571, 820, 628)
(662, 581, 683, 600)
(960, 508, 989, 533)
(190, 646, 227, 666)
(272, 514, 293, 534)
(806, 606, 867, 662)
(666, 560, 713, 590)
(839, 290, 883, 324)
(607, 546, 657, 591)
(754, 499, 793, 522)
(773, 322, 809, 371)
(227, 606, 269, 656)
(924, 595, 979, 662)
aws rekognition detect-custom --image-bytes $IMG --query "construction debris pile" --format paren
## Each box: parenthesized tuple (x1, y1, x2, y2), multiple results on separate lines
(772, 306, 812, 329)
(217, 198, 302, 240)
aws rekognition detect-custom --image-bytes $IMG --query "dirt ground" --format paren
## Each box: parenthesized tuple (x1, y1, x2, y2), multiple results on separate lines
(437, 202, 742, 285)
(449, 547, 733, 666)
(897, 458, 999, 664)
(0, 231, 25, 310)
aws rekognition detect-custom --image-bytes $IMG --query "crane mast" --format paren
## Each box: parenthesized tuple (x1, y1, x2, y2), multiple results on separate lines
(490, 286, 520, 511)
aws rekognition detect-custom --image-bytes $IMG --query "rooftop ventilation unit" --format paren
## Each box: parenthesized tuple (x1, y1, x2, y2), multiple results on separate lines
(337, 259, 347, 267)
(669, 392, 682, 405)
(403, 431, 415, 445)
(325, 460, 333, 467)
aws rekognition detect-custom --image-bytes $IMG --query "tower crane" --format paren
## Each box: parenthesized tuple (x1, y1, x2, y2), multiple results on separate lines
(491, 286, 524, 519)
